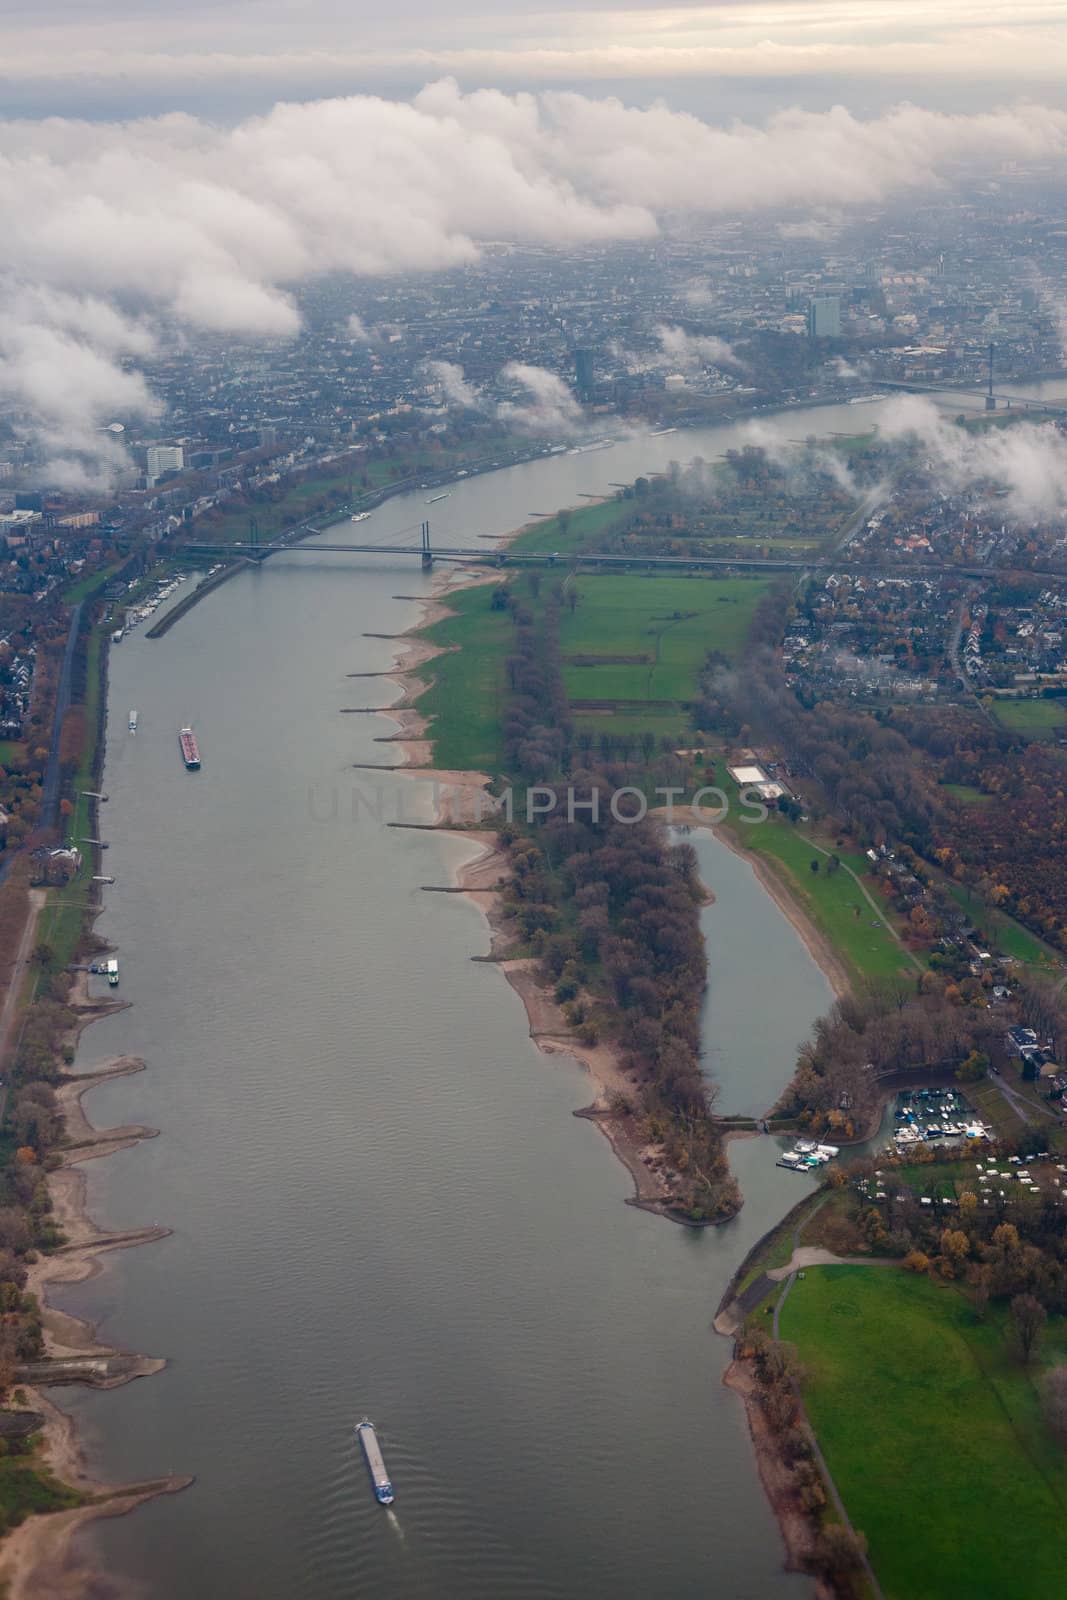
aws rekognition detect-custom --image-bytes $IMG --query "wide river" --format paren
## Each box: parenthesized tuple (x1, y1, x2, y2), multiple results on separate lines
(55, 397, 936, 1599)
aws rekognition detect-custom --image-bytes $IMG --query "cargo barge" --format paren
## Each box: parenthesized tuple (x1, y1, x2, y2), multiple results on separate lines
(355, 1419, 394, 1505)
(179, 727, 201, 770)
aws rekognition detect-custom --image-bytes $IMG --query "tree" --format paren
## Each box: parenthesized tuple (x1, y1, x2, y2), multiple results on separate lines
(1010, 1293, 1046, 1365)
(815, 1525, 868, 1581)
(957, 1049, 989, 1083)
(810, 858, 820, 874)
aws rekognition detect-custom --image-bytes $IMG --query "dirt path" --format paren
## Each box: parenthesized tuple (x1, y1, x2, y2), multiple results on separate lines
(767, 1246, 895, 1282)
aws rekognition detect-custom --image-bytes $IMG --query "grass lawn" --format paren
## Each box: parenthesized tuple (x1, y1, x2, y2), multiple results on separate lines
(941, 782, 990, 806)
(62, 561, 124, 606)
(415, 583, 511, 773)
(731, 804, 914, 984)
(779, 1265, 1067, 1600)
(0, 739, 24, 767)
(991, 698, 1067, 741)
(0, 1448, 83, 1528)
(559, 574, 769, 746)
(508, 497, 627, 557)
(945, 881, 1061, 971)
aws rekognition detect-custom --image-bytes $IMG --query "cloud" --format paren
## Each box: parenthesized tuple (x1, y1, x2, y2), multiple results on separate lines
(423, 359, 485, 410)
(0, 288, 160, 488)
(346, 313, 373, 343)
(653, 324, 741, 372)
(498, 361, 584, 433)
(426, 357, 586, 433)
(6, 83, 1067, 480)
(870, 395, 1067, 522)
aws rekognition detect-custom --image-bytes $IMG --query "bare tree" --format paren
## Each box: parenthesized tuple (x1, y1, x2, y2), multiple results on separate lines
(1010, 1293, 1047, 1365)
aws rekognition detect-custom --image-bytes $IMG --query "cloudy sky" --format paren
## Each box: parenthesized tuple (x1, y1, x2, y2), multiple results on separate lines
(5, 1, 1067, 118)
(4, 2, 1066, 484)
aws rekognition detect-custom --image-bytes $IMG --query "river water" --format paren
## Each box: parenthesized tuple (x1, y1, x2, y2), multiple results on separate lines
(54, 397, 940, 1598)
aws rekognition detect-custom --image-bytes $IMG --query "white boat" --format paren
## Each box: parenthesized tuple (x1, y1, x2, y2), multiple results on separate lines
(105, 958, 119, 988)
(350, 511, 371, 523)
(128, 709, 138, 733)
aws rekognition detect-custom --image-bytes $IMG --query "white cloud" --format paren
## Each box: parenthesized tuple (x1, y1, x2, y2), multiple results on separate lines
(424, 359, 484, 409)
(6, 83, 1067, 480)
(653, 324, 740, 371)
(498, 362, 584, 432)
(879, 395, 1067, 522)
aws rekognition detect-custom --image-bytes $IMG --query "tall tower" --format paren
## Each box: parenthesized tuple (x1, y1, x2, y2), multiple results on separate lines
(985, 341, 996, 411)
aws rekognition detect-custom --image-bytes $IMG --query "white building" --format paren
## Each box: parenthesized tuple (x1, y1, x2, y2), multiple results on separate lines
(147, 445, 185, 485)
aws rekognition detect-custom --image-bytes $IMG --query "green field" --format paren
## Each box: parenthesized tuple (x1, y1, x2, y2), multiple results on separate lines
(416, 573, 771, 769)
(779, 1266, 1067, 1600)
(730, 803, 914, 984)
(508, 497, 627, 557)
(942, 782, 990, 805)
(991, 698, 1067, 740)
(415, 583, 512, 773)
(559, 574, 769, 739)
(945, 881, 1061, 970)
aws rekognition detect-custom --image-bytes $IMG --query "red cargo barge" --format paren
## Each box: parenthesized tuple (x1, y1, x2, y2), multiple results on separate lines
(179, 727, 201, 770)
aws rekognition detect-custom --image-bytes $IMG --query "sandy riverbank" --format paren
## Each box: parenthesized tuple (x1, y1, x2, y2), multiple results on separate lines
(723, 1358, 829, 1596)
(0, 1372, 189, 1600)
(4, 989, 187, 1595)
(378, 571, 683, 1217)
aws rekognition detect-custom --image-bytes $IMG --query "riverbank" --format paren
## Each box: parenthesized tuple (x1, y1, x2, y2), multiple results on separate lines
(382, 573, 686, 1220)
(9, 1030, 185, 1594)
(0, 612, 186, 1591)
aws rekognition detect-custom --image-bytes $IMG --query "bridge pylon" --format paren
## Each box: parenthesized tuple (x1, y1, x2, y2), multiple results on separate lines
(421, 520, 433, 571)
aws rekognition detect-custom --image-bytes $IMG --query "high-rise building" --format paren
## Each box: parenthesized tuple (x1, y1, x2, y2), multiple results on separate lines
(807, 295, 842, 339)
(574, 347, 595, 398)
(146, 445, 185, 485)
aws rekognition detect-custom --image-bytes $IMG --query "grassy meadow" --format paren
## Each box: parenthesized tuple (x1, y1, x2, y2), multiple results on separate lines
(779, 1265, 1067, 1600)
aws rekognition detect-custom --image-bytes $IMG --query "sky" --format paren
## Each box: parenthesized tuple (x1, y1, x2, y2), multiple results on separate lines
(4, 2, 1067, 119)
(4, 2, 1067, 484)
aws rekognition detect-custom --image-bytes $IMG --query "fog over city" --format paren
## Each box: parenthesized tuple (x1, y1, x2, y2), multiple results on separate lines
(7, 84, 1067, 479)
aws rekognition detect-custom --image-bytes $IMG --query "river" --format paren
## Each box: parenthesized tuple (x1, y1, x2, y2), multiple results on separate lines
(52, 396, 936, 1598)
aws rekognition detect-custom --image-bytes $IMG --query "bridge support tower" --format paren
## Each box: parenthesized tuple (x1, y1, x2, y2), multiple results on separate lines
(421, 521, 433, 571)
